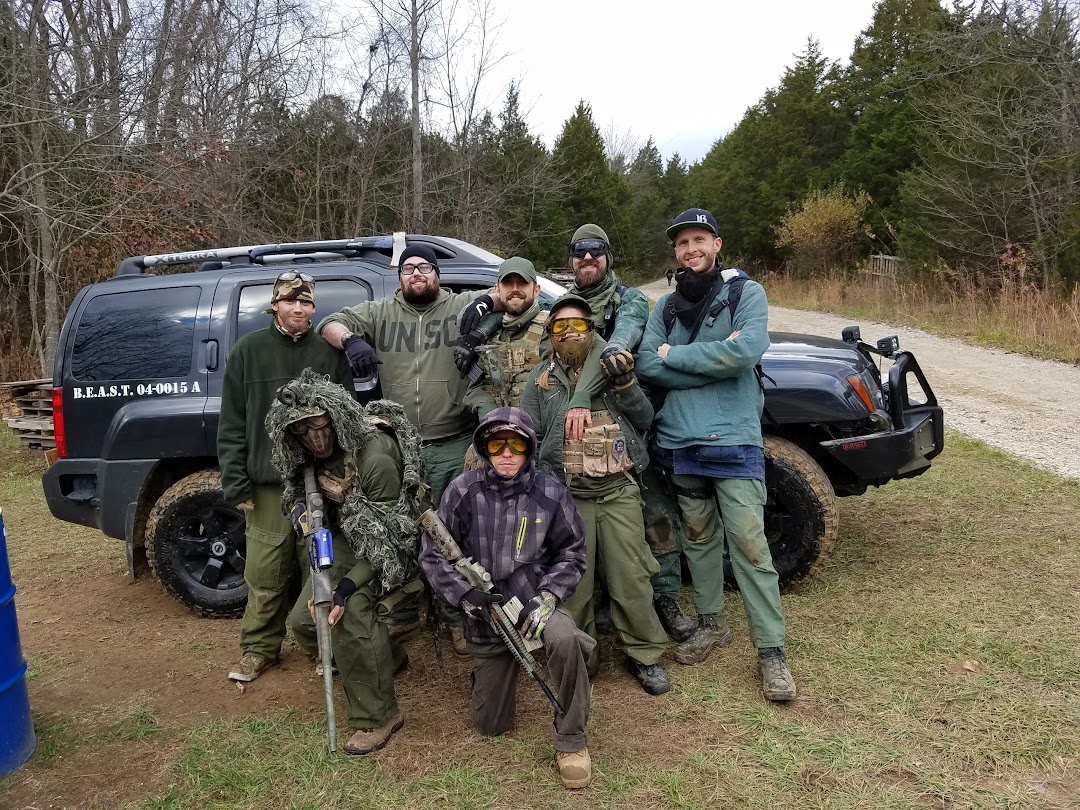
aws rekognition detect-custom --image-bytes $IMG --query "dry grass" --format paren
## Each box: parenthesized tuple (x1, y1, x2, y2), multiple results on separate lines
(763, 271, 1080, 364)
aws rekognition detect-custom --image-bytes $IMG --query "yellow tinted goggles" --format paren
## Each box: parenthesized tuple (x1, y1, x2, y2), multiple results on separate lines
(550, 317, 591, 335)
(486, 436, 529, 456)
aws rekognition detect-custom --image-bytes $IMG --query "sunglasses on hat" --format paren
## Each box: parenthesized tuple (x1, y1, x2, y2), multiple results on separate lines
(569, 238, 609, 259)
(486, 436, 529, 456)
(276, 270, 314, 283)
(550, 317, 591, 335)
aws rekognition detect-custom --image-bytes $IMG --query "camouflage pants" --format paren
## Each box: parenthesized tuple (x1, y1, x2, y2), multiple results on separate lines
(239, 483, 303, 661)
(671, 474, 786, 648)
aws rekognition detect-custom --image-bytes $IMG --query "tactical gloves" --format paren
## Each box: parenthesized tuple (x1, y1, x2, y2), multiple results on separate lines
(454, 329, 485, 376)
(459, 294, 494, 335)
(600, 345, 636, 388)
(289, 500, 311, 536)
(343, 334, 380, 378)
(520, 590, 557, 641)
(333, 577, 357, 611)
(460, 588, 504, 617)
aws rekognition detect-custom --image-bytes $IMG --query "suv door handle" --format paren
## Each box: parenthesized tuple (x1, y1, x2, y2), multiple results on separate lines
(205, 340, 219, 370)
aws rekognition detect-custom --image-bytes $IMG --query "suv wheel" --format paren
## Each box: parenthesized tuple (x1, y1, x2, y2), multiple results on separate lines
(145, 469, 247, 617)
(760, 435, 840, 588)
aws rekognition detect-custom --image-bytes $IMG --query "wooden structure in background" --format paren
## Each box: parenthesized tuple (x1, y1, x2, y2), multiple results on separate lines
(1, 379, 54, 454)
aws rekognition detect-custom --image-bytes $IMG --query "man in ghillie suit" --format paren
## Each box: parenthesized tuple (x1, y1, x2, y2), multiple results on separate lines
(266, 369, 427, 754)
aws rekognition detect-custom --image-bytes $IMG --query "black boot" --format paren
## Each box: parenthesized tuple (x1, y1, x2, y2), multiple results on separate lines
(653, 594, 696, 643)
(626, 657, 672, 695)
(595, 596, 614, 636)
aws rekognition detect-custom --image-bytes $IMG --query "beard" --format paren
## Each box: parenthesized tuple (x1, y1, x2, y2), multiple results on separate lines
(574, 262, 606, 289)
(402, 283, 439, 306)
(504, 294, 532, 316)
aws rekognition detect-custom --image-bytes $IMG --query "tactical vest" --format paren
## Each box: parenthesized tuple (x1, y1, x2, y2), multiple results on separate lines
(481, 310, 549, 408)
(563, 409, 634, 477)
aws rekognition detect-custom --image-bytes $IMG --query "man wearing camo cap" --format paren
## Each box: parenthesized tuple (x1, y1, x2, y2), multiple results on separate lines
(220, 270, 354, 683)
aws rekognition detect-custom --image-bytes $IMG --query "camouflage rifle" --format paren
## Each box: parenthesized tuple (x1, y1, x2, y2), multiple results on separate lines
(303, 465, 338, 752)
(417, 508, 564, 716)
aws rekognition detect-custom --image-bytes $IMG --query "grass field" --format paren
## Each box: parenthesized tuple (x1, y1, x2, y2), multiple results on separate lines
(2, 429, 1078, 809)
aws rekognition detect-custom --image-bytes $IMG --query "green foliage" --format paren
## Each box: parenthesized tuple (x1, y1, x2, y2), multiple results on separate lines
(774, 185, 870, 274)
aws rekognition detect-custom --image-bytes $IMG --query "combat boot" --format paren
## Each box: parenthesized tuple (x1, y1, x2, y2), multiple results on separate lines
(626, 657, 672, 695)
(653, 594, 696, 643)
(343, 711, 405, 755)
(555, 748, 592, 789)
(228, 652, 278, 682)
(674, 614, 732, 665)
(758, 647, 797, 702)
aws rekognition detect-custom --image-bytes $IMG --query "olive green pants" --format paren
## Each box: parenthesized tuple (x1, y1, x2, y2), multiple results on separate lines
(671, 475, 786, 649)
(289, 533, 399, 730)
(239, 483, 303, 661)
(565, 483, 668, 665)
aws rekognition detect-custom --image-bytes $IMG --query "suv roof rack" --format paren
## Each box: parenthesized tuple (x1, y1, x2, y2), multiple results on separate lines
(112, 234, 499, 277)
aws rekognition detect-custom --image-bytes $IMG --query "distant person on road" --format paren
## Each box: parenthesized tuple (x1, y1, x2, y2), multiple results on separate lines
(665, 267, 675, 286)
(219, 272, 353, 683)
(636, 207, 796, 702)
(319, 244, 500, 655)
(266, 370, 424, 755)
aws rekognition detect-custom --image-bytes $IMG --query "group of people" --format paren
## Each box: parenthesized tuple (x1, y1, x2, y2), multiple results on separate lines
(216, 208, 796, 790)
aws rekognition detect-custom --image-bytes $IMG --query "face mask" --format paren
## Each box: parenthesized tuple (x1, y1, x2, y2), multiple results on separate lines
(551, 330, 595, 369)
(290, 415, 337, 459)
(675, 266, 719, 303)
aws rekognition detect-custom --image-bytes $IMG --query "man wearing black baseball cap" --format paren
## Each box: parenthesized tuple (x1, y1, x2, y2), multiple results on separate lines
(637, 207, 797, 703)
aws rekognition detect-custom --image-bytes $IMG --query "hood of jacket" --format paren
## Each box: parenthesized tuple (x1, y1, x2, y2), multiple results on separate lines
(473, 406, 538, 489)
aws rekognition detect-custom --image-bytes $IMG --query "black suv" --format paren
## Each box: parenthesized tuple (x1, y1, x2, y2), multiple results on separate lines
(43, 235, 943, 615)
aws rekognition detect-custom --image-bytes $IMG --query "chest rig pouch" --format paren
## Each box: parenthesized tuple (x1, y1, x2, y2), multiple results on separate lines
(317, 453, 357, 504)
(563, 410, 634, 477)
(481, 311, 548, 407)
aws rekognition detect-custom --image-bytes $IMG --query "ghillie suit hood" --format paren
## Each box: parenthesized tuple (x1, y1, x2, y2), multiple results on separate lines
(265, 369, 426, 593)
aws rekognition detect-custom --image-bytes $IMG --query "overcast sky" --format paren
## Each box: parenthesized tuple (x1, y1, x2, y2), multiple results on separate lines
(480, 0, 880, 163)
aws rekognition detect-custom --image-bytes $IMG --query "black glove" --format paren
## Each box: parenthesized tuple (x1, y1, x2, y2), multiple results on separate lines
(333, 577, 357, 610)
(600, 345, 636, 388)
(289, 500, 310, 536)
(454, 329, 486, 377)
(459, 588, 504, 615)
(343, 334, 381, 378)
(459, 294, 494, 335)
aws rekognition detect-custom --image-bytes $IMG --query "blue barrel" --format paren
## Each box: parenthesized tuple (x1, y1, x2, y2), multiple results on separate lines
(0, 509, 36, 775)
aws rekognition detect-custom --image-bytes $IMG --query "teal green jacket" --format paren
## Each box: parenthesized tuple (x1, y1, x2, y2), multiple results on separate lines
(636, 279, 769, 450)
(218, 323, 353, 505)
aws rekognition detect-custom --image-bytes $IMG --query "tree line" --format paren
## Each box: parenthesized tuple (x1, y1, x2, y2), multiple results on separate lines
(1, 0, 1077, 377)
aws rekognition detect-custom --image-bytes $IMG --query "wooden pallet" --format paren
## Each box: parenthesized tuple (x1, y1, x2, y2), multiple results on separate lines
(1, 379, 55, 454)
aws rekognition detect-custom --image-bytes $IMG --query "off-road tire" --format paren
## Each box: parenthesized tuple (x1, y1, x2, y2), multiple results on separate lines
(145, 469, 248, 617)
(760, 435, 839, 589)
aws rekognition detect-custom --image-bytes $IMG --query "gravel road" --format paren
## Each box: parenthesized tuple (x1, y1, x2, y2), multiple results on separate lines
(638, 279, 1080, 480)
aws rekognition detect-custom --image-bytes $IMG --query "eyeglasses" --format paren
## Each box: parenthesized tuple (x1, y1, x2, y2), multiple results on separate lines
(486, 436, 529, 456)
(400, 262, 436, 276)
(569, 239, 609, 259)
(288, 415, 332, 435)
(550, 317, 591, 335)
(276, 271, 314, 283)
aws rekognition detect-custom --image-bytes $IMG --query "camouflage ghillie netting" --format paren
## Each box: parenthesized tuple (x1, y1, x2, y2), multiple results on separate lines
(265, 369, 426, 593)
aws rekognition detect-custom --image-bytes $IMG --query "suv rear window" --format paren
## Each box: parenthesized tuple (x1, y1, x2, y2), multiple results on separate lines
(71, 287, 200, 381)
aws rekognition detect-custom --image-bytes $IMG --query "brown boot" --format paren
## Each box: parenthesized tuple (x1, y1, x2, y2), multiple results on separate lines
(555, 748, 592, 789)
(449, 625, 469, 658)
(674, 614, 732, 665)
(227, 653, 277, 682)
(343, 711, 405, 755)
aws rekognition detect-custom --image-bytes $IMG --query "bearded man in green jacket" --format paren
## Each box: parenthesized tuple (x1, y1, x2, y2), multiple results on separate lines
(219, 271, 353, 683)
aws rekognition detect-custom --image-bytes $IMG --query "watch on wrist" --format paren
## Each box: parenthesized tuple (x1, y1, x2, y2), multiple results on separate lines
(339, 330, 355, 345)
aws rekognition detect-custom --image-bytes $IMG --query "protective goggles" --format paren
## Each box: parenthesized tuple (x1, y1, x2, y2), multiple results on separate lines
(276, 270, 314, 283)
(486, 436, 529, 456)
(288, 415, 332, 435)
(569, 238, 609, 259)
(550, 317, 592, 335)
(400, 262, 437, 276)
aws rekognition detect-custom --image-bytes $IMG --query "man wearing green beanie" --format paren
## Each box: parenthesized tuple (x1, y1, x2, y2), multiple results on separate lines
(562, 223, 698, 645)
